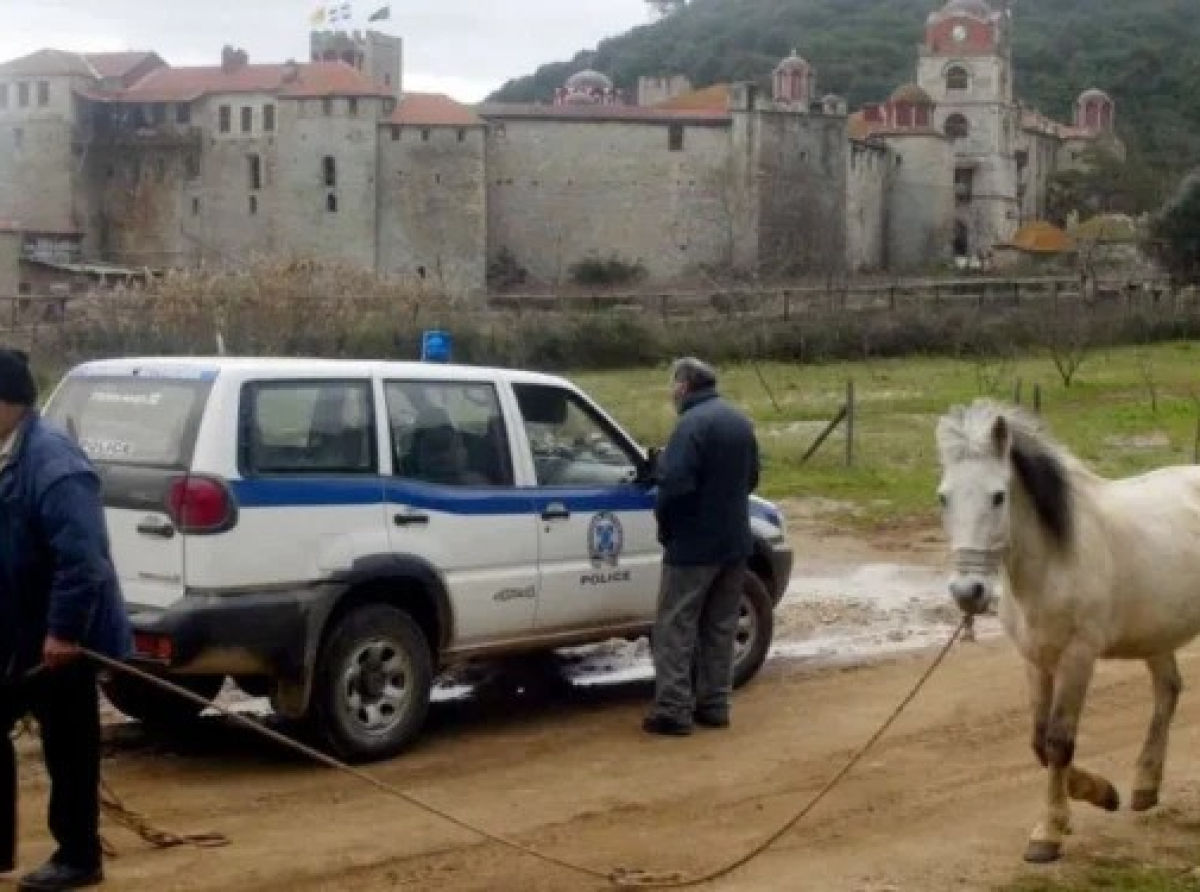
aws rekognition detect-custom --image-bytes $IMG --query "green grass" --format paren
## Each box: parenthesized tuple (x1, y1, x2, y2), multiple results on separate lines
(1002, 864, 1200, 891)
(570, 341, 1200, 529)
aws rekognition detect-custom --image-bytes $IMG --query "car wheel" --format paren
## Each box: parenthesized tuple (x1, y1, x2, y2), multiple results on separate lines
(102, 670, 225, 727)
(732, 572, 774, 689)
(310, 604, 433, 763)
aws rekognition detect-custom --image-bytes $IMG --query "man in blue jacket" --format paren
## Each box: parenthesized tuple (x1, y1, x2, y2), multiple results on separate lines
(0, 350, 132, 891)
(644, 357, 759, 736)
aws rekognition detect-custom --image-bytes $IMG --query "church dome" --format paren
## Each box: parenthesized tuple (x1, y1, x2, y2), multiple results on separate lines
(890, 83, 934, 105)
(774, 49, 810, 73)
(928, 0, 994, 23)
(565, 69, 613, 93)
(1077, 88, 1112, 103)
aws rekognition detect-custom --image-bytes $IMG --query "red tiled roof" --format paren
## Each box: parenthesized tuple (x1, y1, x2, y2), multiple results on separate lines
(113, 61, 390, 102)
(84, 52, 163, 81)
(476, 102, 731, 125)
(391, 93, 481, 127)
(0, 49, 96, 78)
(653, 83, 731, 112)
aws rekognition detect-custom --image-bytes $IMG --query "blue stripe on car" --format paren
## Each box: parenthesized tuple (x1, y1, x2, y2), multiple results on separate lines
(228, 477, 781, 527)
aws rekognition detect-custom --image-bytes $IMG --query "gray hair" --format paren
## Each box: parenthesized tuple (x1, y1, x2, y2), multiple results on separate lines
(670, 356, 717, 391)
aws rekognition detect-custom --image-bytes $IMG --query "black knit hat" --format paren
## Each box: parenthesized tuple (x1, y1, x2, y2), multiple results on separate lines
(0, 350, 36, 406)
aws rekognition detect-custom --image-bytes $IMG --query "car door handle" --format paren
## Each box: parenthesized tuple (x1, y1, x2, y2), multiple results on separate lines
(541, 503, 570, 521)
(137, 518, 176, 539)
(393, 510, 430, 527)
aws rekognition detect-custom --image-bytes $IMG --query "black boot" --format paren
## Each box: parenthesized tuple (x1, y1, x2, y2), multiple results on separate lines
(18, 860, 102, 891)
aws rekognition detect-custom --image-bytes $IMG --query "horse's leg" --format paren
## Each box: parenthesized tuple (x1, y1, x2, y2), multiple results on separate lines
(1130, 652, 1182, 812)
(1026, 642, 1097, 864)
(1029, 660, 1118, 815)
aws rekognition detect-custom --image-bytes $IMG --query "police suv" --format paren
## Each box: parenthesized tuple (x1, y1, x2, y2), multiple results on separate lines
(43, 357, 793, 762)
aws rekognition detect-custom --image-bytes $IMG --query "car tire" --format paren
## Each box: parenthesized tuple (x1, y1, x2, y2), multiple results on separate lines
(309, 604, 433, 764)
(732, 572, 774, 689)
(101, 670, 225, 728)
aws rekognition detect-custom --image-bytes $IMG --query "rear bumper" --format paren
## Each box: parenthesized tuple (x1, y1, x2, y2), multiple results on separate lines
(125, 583, 342, 681)
(764, 542, 794, 604)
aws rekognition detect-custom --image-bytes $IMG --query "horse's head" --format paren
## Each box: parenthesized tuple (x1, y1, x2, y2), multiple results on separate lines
(936, 399, 1075, 616)
(935, 401, 1015, 615)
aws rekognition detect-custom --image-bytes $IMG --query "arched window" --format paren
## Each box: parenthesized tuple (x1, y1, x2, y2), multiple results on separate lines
(944, 113, 970, 140)
(946, 66, 970, 91)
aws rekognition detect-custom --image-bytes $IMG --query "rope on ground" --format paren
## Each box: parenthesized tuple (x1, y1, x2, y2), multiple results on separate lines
(83, 617, 969, 889)
(9, 715, 230, 854)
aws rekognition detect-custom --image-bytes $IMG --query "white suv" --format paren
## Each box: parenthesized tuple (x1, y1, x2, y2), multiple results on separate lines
(43, 357, 793, 761)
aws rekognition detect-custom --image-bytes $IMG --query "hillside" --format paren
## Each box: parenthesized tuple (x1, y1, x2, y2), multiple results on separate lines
(488, 0, 1200, 178)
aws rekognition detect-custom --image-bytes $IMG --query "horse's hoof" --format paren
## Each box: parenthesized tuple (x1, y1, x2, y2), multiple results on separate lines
(1024, 840, 1063, 864)
(1131, 790, 1159, 812)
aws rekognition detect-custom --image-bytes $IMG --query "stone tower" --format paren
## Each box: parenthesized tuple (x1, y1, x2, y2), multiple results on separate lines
(310, 29, 402, 97)
(917, 0, 1019, 257)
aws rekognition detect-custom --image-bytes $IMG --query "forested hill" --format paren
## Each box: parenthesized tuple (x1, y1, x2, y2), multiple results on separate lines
(488, 0, 1200, 175)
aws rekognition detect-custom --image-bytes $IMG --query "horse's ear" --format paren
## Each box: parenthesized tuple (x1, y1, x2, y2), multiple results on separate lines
(990, 415, 1011, 457)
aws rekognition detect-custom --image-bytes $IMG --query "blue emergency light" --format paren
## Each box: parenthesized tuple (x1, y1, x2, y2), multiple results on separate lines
(421, 330, 452, 363)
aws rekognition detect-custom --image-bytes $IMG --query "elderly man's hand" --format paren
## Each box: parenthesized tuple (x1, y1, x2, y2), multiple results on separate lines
(43, 635, 81, 669)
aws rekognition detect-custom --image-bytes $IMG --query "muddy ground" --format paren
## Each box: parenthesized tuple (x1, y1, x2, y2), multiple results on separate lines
(7, 505, 1200, 891)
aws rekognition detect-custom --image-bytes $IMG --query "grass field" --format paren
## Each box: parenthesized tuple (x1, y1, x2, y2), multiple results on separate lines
(572, 340, 1200, 528)
(1000, 864, 1200, 891)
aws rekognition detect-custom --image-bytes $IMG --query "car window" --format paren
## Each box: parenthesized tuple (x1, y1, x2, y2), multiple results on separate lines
(43, 376, 211, 469)
(512, 384, 637, 487)
(385, 381, 513, 487)
(242, 380, 375, 475)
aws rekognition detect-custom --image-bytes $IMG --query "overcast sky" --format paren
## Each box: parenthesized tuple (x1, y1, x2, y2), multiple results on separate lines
(0, 0, 651, 100)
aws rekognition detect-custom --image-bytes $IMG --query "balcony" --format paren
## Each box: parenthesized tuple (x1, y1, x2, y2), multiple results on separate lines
(74, 123, 203, 148)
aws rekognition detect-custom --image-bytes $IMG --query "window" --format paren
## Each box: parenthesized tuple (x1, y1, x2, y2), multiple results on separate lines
(151, 104, 165, 125)
(192, 197, 200, 215)
(668, 123, 684, 151)
(17, 83, 29, 108)
(954, 167, 975, 203)
(0, 85, 8, 109)
(386, 381, 513, 487)
(218, 105, 231, 133)
(248, 154, 262, 190)
(946, 66, 970, 91)
(36, 81, 49, 106)
(421, 129, 431, 142)
(176, 103, 191, 125)
(322, 97, 333, 116)
(326, 193, 338, 212)
(241, 381, 375, 475)
(12, 128, 22, 151)
(241, 106, 253, 133)
(384, 73, 392, 87)
(391, 125, 400, 141)
(944, 113, 970, 140)
(457, 128, 466, 143)
(186, 154, 200, 179)
(43, 377, 213, 469)
(263, 104, 275, 132)
(17, 283, 31, 296)
(512, 384, 638, 487)
(348, 98, 358, 116)
(249, 195, 258, 215)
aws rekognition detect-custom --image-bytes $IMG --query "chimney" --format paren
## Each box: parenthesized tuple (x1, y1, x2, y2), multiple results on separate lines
(284, 59, 300, 83)
(221, 45, 248, 74)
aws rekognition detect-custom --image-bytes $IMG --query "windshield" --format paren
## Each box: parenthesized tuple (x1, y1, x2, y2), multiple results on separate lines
(43, 376, 212, 469)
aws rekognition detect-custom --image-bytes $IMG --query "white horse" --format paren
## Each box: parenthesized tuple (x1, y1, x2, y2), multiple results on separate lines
(935, 398, 1200, 863)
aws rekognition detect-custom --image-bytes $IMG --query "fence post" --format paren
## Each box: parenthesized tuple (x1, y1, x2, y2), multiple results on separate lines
(1033, 384, 1042, 416)
(845, 378, 856, 468)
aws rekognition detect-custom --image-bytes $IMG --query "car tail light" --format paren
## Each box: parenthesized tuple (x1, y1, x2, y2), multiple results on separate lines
(167, 475, 236, 534)
(133, 632, 173, 663)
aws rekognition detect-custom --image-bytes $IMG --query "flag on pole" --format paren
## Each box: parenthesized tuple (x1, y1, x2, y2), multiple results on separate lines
(310, 4, 327, 25)
(368, 5, 390, 21)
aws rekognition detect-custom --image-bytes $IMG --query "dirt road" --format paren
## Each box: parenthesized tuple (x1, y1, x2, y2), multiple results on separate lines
(10, 517, 1200, 891)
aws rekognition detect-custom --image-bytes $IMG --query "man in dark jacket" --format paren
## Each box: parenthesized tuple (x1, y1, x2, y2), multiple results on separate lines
(644, 357, 759, 736)
(0, 350, 132, 891)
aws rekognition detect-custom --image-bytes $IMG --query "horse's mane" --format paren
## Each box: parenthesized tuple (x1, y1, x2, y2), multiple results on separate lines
(937, 399, 1084, 550)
